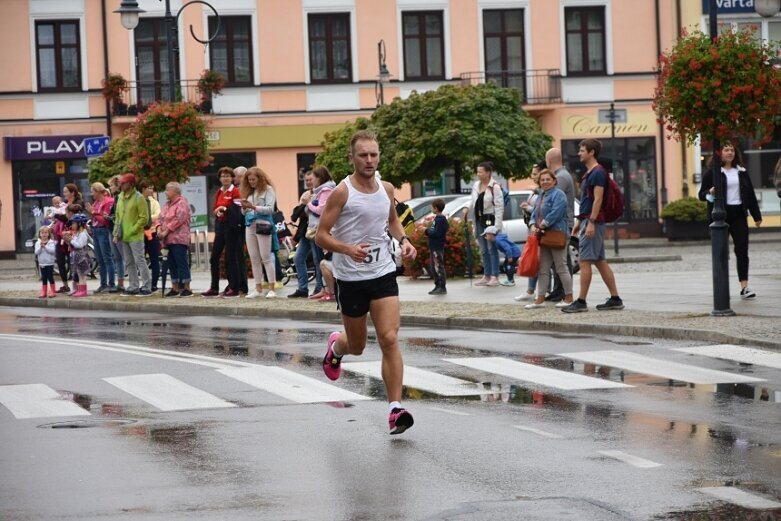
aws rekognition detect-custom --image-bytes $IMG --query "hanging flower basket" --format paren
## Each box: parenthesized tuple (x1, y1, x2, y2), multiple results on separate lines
(130, 102, 212, 192)
(653, 29, 781, 145)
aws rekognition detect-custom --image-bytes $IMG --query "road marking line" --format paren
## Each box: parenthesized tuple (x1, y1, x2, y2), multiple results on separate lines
(427, 407, 471, 416)
(560, 350, 764, 384)
(342, 361, 488, 396)
(0, 333, 240, 370)
(217, 366, 372, 404)
(513, 425, 563, 439)
(597, 450, 662, 468)
(0, 384, 92, 419)
(698, 487, 781, 509)
(674, 345, 781, 370)
(103, 374, 237, 412)
(443, 357, 632, 390)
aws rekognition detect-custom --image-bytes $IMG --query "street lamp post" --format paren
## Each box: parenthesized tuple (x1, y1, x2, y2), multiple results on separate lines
(707, 0, 734, 316)
(115, 0, 220, 103)
(376, 39, 390, 107)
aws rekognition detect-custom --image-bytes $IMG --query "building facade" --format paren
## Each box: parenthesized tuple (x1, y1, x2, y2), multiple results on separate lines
(1, 0, 779, 256)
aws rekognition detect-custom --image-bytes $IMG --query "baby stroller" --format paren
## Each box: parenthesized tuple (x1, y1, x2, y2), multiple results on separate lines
(277, 223, 317, 286)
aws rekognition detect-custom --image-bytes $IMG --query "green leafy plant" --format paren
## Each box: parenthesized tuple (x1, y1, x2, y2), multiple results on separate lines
(197, 69, 226, 99)
(316, 83, 551, 186)
(660, 197, 708, 222)
(403, 218, 482, 278)
(654, 29, 781, 145)
(131, 102, 211, 191)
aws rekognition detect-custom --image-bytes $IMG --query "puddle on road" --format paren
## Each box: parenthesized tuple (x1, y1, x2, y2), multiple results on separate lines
(657, 505, 781, 520)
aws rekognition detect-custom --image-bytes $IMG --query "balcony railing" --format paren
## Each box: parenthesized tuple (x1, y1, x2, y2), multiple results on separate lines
(112, 80, 213, 116)
(460, 69, 562, 105)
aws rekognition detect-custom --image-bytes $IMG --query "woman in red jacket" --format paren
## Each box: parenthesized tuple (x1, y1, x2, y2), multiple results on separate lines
(202, 167, 243, 297)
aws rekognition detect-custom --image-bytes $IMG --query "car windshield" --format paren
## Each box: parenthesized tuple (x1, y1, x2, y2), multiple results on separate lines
(441, 196, 471, 219)
(404, 195, 463, 221)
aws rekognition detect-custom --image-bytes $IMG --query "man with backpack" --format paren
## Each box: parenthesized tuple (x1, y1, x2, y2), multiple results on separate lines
(561, 138, 624, 313)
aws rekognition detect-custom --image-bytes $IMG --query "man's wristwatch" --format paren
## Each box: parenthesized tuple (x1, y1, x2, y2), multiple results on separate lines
(399, 235, 410, 245)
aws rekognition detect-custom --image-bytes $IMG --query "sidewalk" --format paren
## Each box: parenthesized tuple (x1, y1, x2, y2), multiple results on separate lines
(1, 234, 778, 349)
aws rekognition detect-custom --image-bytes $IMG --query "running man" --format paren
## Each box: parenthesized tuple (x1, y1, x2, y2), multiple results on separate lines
(315, 130, 417, 435)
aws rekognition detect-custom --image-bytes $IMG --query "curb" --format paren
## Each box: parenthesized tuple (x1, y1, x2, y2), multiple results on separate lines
(2, 297, 779, 351)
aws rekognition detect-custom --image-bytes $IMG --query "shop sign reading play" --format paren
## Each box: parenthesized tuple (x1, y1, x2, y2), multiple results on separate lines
(3, 135, 105, 160)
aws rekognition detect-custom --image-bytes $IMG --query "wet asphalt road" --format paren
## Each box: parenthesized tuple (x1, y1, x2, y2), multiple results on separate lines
(0, 307, 780, 521)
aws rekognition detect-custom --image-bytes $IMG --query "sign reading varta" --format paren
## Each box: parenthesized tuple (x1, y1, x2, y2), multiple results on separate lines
(702, 0, 757, 13)
(3, 135, 105, 160)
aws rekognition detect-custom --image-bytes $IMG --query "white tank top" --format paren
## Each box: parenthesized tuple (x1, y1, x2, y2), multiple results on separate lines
(331, 175, 395, 281)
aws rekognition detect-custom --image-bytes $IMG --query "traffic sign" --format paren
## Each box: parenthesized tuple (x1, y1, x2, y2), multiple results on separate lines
(83, 136, 111, 158)
(598, 108, 628, 124)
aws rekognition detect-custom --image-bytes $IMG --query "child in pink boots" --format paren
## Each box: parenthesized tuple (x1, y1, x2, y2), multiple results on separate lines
(34, 226, 57, 298)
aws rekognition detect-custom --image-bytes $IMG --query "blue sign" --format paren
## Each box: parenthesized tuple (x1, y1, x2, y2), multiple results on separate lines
(83, 136, 111, 158)
(702, 0, 757, 14)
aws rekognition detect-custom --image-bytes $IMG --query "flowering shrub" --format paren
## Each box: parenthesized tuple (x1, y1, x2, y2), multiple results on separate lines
(131, 102, 211, 192)
(654, 29, 781, 144)
(403, 218, 482, 278)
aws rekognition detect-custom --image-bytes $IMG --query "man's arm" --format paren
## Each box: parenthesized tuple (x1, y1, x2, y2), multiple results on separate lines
(590, 185, 604, 221)
(384, 182, 416, 259)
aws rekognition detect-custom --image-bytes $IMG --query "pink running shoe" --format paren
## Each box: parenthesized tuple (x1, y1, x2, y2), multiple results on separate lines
(322, 332, 342, 381)
(388, 408, 414, 435)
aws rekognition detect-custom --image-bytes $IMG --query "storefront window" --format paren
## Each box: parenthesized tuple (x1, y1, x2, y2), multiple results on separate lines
(12, 159, 89, 252)
(563, 137, 658, 221)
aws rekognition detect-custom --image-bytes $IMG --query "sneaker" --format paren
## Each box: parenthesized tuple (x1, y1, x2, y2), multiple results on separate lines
(389, 407, 414, 435)
(221, 289, 239, 298)
(56, 286, 70, 294)
(94, 285, 108, 294)
(322, 332, 343, 381)
(428, 287, 440, 295)
(107, 286, 122, 294)
(136, 289, 153, 297)
(165, 289, 180, 297)
(596, 296, 624, 311)
(513, 292, 535, 302)
(486, 278, 500, 287)
(151, 286, 159, 292)
(524, 302, 545, 309)
(740, 287, 756, 300)
(545, 291, 565, 302)
(500, 279, 516, 287)
(201, 288, 219, 297)
(429, 287, 447, 295)
(245, 290, 263, 299)
(561, 299, 588, 313)
(265, 290, 277, 298)
(178, 289, 193, 298)
(287, 289, 308, 298)
(121, 288, 140, 297)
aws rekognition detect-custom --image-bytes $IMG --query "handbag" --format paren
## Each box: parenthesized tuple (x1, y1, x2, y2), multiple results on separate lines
(255, 220, 273, 235)
(518, 234, 540, 277)
(539, 229, 567, 249)
(479, 213, 495, 228)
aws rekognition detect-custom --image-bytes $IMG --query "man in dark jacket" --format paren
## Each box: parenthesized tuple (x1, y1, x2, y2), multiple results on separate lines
(288, 171, 314, 298)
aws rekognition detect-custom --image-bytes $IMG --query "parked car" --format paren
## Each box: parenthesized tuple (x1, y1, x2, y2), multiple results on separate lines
(439, 191, 534, 244)
(403, 194, 463, 222)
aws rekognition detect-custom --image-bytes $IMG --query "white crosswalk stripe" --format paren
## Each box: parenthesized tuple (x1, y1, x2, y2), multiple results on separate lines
(597, 450, 663, 468)
(0, 384, 92, 419)
(443, 357, 632, 390)
(698, 487, 781, 509)
(342, 361, 488, 396)
(103, 374, 237, 412)
(218, 366, 372, 404)
(674, 344, 781, 370)
(560, 350, 764, 384)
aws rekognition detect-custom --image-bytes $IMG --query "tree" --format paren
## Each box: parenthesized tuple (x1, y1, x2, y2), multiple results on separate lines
(88, 133, 133, 185)
(315, 117, 371, 181)
(316, 83, 551, 188)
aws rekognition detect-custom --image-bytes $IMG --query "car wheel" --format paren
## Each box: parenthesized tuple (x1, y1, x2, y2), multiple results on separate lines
(569, 237, 580, 274)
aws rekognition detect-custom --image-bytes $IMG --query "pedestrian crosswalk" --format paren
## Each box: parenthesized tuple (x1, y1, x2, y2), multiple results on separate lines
(0, 343, 777, 421)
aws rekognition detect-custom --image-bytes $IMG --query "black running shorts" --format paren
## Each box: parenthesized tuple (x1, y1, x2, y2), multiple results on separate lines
(335, 271, 399, 317)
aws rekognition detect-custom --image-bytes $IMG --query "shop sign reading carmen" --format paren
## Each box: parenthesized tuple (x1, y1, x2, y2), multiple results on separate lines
(561, 113, 656, 138)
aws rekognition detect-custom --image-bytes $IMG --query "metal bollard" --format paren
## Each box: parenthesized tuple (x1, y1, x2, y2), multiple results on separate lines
(201, 230, 209, 268)
(192, 231, 200, 268)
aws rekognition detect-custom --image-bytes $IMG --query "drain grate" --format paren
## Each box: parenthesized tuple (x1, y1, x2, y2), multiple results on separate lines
(37, 419, 137, 429)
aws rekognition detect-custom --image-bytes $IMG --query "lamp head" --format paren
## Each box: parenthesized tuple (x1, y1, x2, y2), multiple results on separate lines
(755, 0, 781, 17)
(114, 0, 146, 30)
